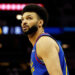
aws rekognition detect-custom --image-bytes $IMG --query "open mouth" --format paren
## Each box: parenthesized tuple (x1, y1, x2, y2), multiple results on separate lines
(23, 27, 27, 30)
(22, 26, 29, 31)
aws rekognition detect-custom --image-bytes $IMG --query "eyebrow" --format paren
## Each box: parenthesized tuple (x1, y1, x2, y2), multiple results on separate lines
(26, 15, 33, 17)
(22, 15, 33, 18)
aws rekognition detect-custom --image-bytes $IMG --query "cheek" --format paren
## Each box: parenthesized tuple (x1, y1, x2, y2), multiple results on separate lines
(28, 20, 38, 27)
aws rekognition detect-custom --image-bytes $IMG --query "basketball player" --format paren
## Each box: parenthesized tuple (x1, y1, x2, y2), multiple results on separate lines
(21, 4, 69, 75)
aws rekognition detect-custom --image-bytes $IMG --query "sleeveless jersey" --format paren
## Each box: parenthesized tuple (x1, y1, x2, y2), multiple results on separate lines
(30, 33, 69, 75)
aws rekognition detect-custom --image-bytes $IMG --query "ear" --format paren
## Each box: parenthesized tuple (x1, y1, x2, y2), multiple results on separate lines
(38, 19, 44, 27)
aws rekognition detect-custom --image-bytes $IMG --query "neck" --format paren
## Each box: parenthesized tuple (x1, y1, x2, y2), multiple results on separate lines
(28, 28, 44, 47)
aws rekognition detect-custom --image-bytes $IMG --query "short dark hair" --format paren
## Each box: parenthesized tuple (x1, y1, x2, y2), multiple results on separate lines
(22, 4, 48, 27)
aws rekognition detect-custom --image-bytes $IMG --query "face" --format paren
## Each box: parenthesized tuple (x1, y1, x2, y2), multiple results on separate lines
(21, 12, 40, 35)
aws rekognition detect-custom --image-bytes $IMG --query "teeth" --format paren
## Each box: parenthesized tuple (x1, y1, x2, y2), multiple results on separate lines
(23, 27, 27, 30)
(23, 28, 26, 29)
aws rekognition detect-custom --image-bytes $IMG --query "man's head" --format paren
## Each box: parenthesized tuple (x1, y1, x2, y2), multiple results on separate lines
(21, 4, 48, 35)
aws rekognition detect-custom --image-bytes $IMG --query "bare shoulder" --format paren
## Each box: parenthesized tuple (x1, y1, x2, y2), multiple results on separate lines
(36, 36, 59, 51)
(36, 36, 59, 58)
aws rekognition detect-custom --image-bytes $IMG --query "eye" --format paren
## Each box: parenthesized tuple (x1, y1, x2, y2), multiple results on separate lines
(27, 17, 33, 20)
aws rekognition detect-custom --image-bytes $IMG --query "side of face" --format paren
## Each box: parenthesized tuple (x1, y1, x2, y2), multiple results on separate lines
(21, 12, 44, 34)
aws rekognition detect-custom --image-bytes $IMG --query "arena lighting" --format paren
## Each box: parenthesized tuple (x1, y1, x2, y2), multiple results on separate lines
(64, 27, 75, 32)
(0, 27, 2, 35)
(10, 26, 14, 34)
(16, 14, 22, 20)
(0, 3, 44, 11)
(44, 27, 63, 34)
(14, 26, 22, 34)
(62, 44, 69, 49)
(2, 26, 9, 34)
(1, 26, 75, 35)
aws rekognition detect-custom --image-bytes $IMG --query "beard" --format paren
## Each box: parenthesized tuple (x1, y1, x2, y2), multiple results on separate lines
(24, 24, 38, 35)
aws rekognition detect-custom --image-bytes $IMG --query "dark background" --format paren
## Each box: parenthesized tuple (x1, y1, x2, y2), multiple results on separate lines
(0, 0, 75, 75)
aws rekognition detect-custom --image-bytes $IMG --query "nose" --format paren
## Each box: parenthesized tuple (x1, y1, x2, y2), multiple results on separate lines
(21, 22, 27, 27)
(21, 19, 28, 25)
(23, 23, 27, 26)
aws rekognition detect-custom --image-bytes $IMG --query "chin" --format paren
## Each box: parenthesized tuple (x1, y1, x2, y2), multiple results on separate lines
(23, 25, 38, 35)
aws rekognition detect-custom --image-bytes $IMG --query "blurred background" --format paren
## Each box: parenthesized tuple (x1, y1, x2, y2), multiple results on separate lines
(0, 0, 75, 75)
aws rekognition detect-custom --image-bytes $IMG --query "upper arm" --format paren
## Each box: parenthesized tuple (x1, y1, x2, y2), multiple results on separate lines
(36, 37, 63, 75)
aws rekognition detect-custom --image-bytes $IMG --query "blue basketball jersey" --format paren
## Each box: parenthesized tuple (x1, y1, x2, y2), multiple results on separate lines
(30, 33, 69, 75)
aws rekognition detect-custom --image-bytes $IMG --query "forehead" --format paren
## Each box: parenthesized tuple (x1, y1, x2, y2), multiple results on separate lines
(22, 12, 38, 18)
